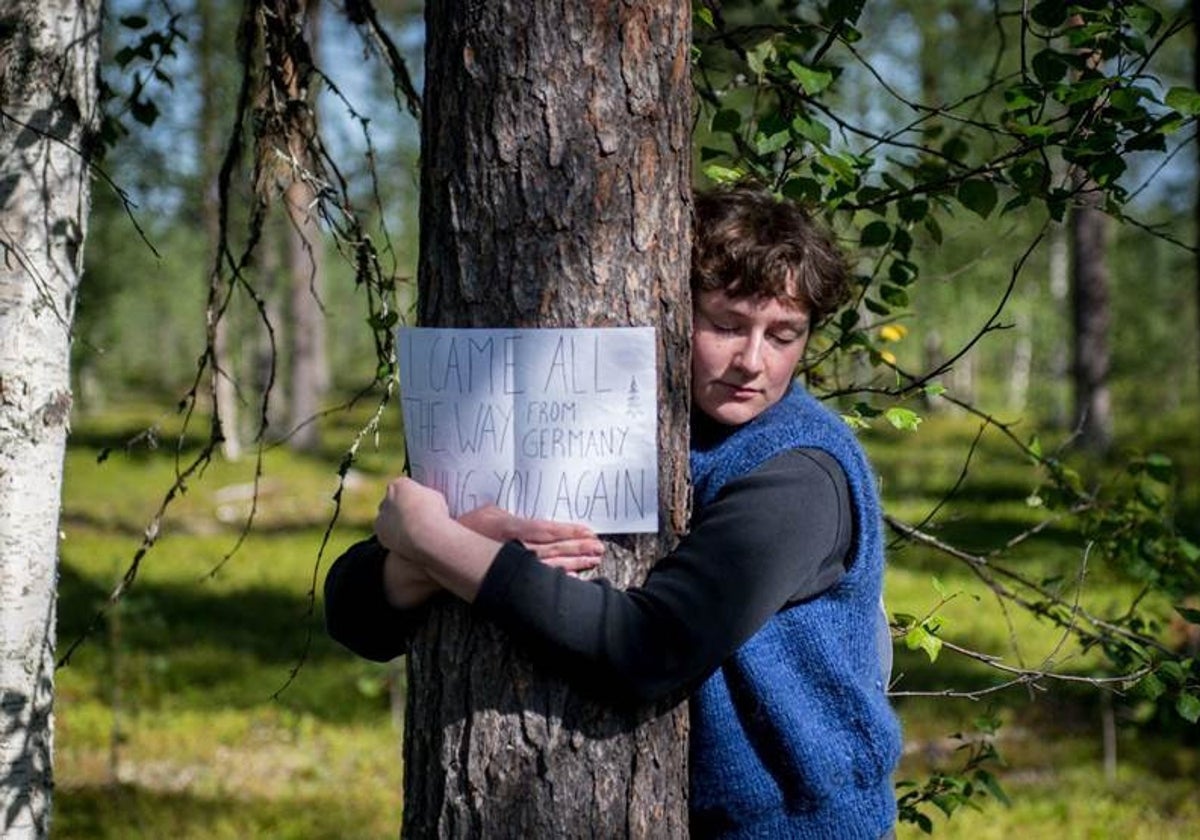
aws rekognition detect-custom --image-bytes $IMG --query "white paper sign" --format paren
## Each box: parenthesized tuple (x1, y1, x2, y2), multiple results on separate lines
(397, 326, 659, 533)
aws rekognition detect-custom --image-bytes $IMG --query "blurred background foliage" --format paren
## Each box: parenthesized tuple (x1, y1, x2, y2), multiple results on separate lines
(59, 0, 1200, 836)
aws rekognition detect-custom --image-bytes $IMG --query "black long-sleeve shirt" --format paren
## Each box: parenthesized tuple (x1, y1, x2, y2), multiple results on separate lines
(324, 448, 853, 704)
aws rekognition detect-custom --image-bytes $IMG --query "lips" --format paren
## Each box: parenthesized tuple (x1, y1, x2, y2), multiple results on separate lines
(717, 381, 761, 399)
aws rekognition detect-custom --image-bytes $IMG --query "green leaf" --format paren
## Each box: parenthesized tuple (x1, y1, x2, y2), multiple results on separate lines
(746, 40, 777, 79)
(130, 96, 159, 127)
(367, 310, 400, 331)
(1008, 158, 1047, 193)
(1027, 434, 1042, 459)
(1142, 453, 1174, 482)
(879, 284, 909, 307)
(942, 135, 969, 162)
(897, 198, 928, 223)
(864, 297, 890, 316)
(1032, 49, 1069, 85)
(923, 382, 946, 398)
(860, 220, 891, 247)
(975, 769, 1011, 806)
(1085, 152, 1127, 187)
(1177, 692, 1200, 724)
(1175, 605, 1200, 624)
(787, 61, 833, 95)
(958, 179, 998, 218)
(1165, 87, 1200, 116)
(694, 6, 715, 29)
(1180, 539, 1200, 563)
(782, 177, 820, 203)
(1125, 131, 1166, 153)
(114, 46, 137, 68)
(905, 625, 942, 662)
(885, 406, 923, 431)
(703, 164, 744, 184)
(1126, 5, 1163, 38)
(1003, 84, 1041, 112)
(1160, 661, 1185, 685)
(1029, 0, 1068, 28)
(754, 128, 791, 155)
(857, 185, 886, 206)
(923, 214, 943, 245)
(1137, 673, 1165, 701)
(711, 109, 741, 133)
(791, 114, 831, 146)
(888, 259, 918, 286)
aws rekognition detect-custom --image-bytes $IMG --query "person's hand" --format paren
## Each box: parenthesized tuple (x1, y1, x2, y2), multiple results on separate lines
(382, 549, 441, 609)
(374, 476, 451, 559)
(458, 504, 605, 574)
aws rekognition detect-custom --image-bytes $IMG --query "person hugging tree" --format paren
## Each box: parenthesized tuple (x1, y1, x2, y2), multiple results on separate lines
(325, 183, 902, 839)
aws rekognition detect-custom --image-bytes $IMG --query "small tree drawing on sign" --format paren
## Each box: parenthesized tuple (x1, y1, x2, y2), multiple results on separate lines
(627, 376, 642, 419)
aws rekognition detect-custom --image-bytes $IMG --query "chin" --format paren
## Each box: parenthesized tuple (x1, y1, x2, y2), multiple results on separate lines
(700, 400, 767, 426)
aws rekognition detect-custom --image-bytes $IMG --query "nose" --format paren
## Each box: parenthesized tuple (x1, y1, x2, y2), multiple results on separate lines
(733, 332, 766, 375)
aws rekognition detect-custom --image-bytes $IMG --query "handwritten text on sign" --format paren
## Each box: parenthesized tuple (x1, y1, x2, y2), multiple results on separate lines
(398, 326, 658, 533)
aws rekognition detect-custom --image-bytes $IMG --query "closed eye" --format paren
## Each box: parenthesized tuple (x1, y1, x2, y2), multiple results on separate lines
(769, 330, 805, 346)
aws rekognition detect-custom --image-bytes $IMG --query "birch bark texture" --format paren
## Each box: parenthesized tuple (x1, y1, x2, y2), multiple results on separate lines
(406, 1, 692, 837)
(0, 0, 101, 836)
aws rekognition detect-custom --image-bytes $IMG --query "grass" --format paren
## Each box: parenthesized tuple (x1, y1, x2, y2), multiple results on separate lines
(50, 401, 1200, 837)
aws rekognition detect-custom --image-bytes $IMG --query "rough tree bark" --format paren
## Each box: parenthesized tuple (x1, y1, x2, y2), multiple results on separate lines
(0, 0, 101, 836)
(405, 1, 692, 836)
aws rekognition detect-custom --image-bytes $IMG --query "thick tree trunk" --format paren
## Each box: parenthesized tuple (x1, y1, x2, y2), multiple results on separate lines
(1069, 184, 1113, 453)
(0, 0, 101, 835)
(406, 2, 692, 836)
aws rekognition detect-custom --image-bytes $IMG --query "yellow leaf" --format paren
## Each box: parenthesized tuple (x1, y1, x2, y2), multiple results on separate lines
(879, 350, 897, 365)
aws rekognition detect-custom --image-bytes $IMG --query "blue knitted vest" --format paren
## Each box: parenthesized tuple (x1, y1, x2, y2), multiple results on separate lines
(688, 385, 902, 839)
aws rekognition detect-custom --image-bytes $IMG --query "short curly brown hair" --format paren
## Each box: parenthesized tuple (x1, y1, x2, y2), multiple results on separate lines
(691, 184, 850, 325)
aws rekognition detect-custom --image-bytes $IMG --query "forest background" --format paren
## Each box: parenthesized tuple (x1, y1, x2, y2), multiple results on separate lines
(44, 0, 1200, 836)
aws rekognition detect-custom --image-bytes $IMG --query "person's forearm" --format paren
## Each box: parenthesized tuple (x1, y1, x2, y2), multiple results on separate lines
(409, 517, 505, 603)
(382, 550, 443, 609)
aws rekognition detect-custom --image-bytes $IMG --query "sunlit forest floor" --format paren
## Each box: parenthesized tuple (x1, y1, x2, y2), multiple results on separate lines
(53, 401, 1200, 838)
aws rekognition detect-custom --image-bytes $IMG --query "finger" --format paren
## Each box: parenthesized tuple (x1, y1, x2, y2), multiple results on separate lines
(514, 519, 598, 543)
(540, 554, 603, 573)
(526, 538, 605, 559)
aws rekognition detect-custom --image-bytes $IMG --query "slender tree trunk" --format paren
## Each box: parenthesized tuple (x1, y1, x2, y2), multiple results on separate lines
(0, 1, 101, 835)
(198, 0, 242, 460)
(1069, 182, 1113, 453)
(1066, 17, 1113, 454)
(1048, 223, 1071, 427)
(406, 2, 692, 836)
(284, 0, 328, 452)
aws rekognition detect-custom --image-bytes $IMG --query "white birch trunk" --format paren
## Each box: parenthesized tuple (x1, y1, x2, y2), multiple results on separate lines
(0, 1, 101, 835)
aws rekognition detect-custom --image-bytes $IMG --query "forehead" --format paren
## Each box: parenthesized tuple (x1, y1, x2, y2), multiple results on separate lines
(696, 289, 811, 325)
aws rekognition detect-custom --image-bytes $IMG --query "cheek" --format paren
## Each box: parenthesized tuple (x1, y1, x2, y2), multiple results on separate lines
(768, 344, 807, 387)
(690, 333, 718, 379)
